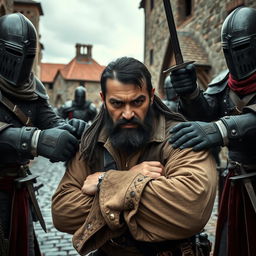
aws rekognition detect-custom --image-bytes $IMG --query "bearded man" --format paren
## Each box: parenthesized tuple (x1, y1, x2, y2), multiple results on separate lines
(52, 57, 217, 256)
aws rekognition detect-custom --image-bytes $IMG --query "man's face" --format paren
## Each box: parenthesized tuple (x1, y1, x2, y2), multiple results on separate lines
(101, 78, 154, 153)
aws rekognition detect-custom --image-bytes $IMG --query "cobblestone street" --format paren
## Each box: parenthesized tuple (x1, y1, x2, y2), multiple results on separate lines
(31, 157, 79, 256)
(31, 156, 218, 256)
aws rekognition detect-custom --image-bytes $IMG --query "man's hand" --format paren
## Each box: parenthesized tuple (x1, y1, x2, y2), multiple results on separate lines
(130, 161, 164, 179)
(169, 121, 223, 151)
(170, 63, 197, 97)
(82, 172, 104, 196)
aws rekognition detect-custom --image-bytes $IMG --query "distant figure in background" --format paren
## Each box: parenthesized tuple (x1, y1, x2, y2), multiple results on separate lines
(162, 76, 179, 112)
(58, 86, 97, 123)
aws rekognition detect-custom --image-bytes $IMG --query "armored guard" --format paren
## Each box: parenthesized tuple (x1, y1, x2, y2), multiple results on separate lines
(0, 13, 86, 256)
(169, 7, 256, 256)
(58, 86, 97, 123)
(162, 76, 179, 112)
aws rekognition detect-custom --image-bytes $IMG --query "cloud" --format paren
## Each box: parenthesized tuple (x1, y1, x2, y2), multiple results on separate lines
(40, 0, 144, 65)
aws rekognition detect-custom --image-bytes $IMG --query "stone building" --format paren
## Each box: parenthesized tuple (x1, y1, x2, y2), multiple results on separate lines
(40, 44, 105, 108)
(139, 0, 256, 97)
(0, 0, 43, 78)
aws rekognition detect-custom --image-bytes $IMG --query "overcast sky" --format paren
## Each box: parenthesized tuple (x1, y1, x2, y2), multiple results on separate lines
(39, 0, 144, 66)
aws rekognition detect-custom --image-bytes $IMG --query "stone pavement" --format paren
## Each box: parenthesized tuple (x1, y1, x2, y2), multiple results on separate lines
(31, 156, 218, 256)
(31, 156, 79, 256)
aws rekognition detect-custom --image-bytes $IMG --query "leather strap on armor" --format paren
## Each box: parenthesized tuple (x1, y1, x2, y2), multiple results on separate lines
(0, 92, 33, 126)
(229, 90, 255, 114)
(0, 121, 11, 132)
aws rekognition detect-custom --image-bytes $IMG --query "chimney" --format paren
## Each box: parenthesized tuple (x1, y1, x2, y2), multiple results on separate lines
(75, 43, 93, 60)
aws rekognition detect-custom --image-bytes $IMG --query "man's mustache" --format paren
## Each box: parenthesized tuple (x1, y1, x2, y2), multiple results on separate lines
(114, 117, 143, 128)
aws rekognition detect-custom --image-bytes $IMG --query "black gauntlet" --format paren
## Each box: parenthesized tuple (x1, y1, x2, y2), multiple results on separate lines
(219, 113, 256, 145)
(0, 126, 38, 159)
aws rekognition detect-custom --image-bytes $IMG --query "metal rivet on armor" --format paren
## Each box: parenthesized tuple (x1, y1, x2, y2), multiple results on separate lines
(231, 129, 237, 136)
(130, 191, 136, 197)
(137, 177, 143, 182)
(21, 142, 28, 150)
(109, 213, 115, 220)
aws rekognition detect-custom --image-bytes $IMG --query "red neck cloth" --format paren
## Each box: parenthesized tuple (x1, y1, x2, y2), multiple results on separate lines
(228, 72, 256, 95)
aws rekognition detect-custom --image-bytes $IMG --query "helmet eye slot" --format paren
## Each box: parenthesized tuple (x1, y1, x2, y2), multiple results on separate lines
(232, 43, 250, 51)
(5, 47, 23, 56)
(26, 54, 35, 59)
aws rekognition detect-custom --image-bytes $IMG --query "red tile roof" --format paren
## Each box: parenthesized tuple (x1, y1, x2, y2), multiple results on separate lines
(60, 57, 105, 82)
(40, 63, 65, 83)
(40, 57, 105, 83)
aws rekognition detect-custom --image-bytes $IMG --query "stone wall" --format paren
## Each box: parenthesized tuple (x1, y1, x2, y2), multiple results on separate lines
(142, 0, 256, 91)
(50, 74, 101, 109)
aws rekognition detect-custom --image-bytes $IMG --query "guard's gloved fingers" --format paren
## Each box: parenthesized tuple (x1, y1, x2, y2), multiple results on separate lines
(193, 141, 209, 152)
(170, 122, 192, 133)
(57, 123, 76, 134)
(37, 128, 79, 162)
(177, 136, 203, 150)
(171, 66, 189, 76)
(171, 131, 199, 149)
(49, 142, 78, 162)
(169, 123, 193, 142)
(170, 64, 197, 96)
(68, 118, 88, 139)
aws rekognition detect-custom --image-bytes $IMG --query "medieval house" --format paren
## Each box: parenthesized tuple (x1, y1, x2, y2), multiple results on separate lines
(139, 0, 256, 97)
(40, 44, 105, 108)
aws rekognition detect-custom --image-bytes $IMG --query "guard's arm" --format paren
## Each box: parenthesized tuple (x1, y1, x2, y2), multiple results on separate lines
(0, 124, 78, 162)
(217, 112, 256, 146)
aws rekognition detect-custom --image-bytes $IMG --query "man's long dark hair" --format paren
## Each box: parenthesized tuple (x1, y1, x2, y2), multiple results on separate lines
(80, 57, 185, 162)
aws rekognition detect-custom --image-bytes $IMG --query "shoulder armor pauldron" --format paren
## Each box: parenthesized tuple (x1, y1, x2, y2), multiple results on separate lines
(34, 76, 49, 100)
(205, 69, 229, 95)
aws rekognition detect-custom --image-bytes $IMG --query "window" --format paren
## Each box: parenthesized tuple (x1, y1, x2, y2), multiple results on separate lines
(150, 49, 154, 65)
(179, 0, 193, 23)
(150, 0, 154, 10)
(184, 0, 192, 17)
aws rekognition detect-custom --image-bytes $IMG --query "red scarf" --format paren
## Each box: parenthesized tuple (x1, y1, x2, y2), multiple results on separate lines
(228, 72, 256, 95)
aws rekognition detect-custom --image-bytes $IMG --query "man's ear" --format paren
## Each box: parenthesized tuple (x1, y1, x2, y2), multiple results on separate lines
(100, 91, 105, 102)
(150, 88, 155, 104)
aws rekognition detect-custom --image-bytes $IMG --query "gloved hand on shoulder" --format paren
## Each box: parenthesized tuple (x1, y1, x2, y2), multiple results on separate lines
(57, 118, 88, 139)
(169, 121, 223, 151)
(37, 128, 79, 162)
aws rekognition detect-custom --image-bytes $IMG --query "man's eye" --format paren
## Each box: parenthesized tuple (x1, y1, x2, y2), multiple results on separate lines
(112, 102, 123, 108)
(132, 99, 144, 106)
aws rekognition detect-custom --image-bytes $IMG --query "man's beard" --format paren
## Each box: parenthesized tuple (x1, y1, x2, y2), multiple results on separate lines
(105, 107, 153, 155)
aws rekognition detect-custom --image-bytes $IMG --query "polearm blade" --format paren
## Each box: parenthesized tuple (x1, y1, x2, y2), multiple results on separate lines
(163, 0, 183, 65)
(162, 0, 194, 73)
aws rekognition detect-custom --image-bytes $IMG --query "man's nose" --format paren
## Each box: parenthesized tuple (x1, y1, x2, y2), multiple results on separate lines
(122, 106, 134, 120)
